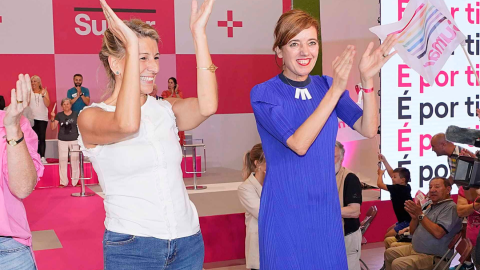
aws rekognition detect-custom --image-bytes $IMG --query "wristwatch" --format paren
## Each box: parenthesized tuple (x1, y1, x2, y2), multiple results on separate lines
(418, 213, 425, 221)
(80, 93, 84, 97)
(6, 133, 24, 146)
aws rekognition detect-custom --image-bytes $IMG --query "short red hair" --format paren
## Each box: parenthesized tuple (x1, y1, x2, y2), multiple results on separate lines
(272, 9, 320, 51)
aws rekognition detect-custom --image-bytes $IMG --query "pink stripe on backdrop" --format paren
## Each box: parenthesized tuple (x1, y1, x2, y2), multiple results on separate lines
(176, 54, 282, 114)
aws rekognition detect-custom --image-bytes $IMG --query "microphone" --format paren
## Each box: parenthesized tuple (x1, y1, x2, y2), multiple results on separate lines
(445, 125, 480, 147)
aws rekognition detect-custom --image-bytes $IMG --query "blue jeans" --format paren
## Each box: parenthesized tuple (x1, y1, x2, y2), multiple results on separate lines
(394, 220, 410, 233)
(0, 237, 36, 270)
(103, 230, 204, 270)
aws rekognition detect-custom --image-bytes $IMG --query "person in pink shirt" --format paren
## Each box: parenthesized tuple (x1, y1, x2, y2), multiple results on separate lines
(0, 74, 44, 270)
(452, 187, 480, 270)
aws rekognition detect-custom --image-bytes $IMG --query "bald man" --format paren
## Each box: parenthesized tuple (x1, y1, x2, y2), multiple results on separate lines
(431, 133, 473, 184)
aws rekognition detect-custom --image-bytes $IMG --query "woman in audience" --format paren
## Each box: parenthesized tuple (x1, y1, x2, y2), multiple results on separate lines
(30, 75, 50, 163)
(77, 0, 217, 269)
(250, 9, 397, 269)
(238, 143, 265, 270)
(161, 77, 185, 144)
(50, 98, 79, 187)
(161, 77, 183, 99)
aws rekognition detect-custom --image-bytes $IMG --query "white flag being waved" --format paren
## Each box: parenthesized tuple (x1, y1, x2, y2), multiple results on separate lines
(370, 0, 465, 84)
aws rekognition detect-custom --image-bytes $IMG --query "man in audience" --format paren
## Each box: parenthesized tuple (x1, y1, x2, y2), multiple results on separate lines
(0, 74, 44, 269)
(67, 74, 90, 113)
(384, 177, 462, 270)
(335, 141, 363, 270)
(431, 133, 473, 185)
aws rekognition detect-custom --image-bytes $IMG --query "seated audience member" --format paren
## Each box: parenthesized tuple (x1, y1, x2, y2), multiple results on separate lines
(335, 141, 363, 270)
(238, 143, 265, 270)
(384, 194, 432, 251)
(67, 74, 90, 113)
(50, 98, 80, 187)
(378, 154, 413, 238)
(384, 177, 462, 270)
(0, 74, 44, 269)
(448, 187, 479, 270)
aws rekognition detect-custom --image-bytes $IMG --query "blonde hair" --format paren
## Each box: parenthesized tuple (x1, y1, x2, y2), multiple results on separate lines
(99, 19, 160, 95)
(31, 75, 43, 90)
(242, 143, 265, 180)
(272, 9, 320, 51)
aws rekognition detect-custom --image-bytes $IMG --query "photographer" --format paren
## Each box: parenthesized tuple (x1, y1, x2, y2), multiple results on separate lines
(431, 133, 473, 185)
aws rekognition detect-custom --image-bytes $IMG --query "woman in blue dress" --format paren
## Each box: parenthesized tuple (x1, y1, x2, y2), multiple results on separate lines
(250, 10, 397, 269)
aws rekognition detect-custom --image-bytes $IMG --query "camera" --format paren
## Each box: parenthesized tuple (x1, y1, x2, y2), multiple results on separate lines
(454, 156, 480, 188)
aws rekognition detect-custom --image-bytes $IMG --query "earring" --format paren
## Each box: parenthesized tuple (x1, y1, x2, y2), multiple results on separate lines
(116, 71, 120, 75)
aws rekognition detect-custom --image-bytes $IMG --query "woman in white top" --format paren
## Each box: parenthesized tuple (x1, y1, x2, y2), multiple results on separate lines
(30, 75, 50, 163)
(238, 143, 266, 270)
(77, 0, 217, 269)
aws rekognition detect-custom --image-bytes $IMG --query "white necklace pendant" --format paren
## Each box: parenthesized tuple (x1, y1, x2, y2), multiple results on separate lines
(295, 88, 312, 100)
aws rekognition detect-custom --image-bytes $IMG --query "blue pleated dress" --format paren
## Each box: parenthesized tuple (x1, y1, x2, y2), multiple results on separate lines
(250, 73, 363, 270)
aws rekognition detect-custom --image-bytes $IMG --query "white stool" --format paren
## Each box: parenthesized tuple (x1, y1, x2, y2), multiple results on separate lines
(183, 143, 207, 190)
(68, 145, 95, 197)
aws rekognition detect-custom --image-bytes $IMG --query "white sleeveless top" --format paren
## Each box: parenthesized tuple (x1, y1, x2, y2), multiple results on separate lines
(78, 96, 200, 240)
(29, 92, 48, 121)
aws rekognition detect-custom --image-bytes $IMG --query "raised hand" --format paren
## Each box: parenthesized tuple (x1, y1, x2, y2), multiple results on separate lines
(378, 153, 386, 162)
(330, 45, 356, 95)
(359, 34, 398, 82)
(4, 74, 32, 129)
(100, 0, 138, 49)
(190, 0, 215, 37)
(377, 167, 385, 176)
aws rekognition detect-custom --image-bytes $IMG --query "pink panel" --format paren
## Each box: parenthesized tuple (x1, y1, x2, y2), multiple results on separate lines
(176, 54, 282, 114)
(54, 54, 176, 108)
(53, 0, 175, 54)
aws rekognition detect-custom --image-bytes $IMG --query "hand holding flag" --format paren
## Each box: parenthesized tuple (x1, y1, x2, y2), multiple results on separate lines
(370, 0, 466, 84)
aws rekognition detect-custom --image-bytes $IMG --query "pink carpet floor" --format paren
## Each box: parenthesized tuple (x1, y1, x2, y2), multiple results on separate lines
(24, 187, 105, 270)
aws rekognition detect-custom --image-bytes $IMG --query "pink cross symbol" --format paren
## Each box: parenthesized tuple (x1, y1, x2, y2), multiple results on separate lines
(217, 11, 242, 38)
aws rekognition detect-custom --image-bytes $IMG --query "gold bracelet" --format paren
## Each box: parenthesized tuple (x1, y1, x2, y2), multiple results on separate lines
(196, 63, 218, 73)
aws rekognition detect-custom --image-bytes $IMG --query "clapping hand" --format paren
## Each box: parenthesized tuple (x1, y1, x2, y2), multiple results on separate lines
(190, 0, 215, 38)
(4, 74, 31, 130)
(404, 200, 422, 219)
(100, 0, 138, 49)
(359, 34, 398, 82)
(330, 45, 356, 95)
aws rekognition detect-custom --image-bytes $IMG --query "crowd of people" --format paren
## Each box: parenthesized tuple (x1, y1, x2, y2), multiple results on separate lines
(2, 0, 480, 270)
